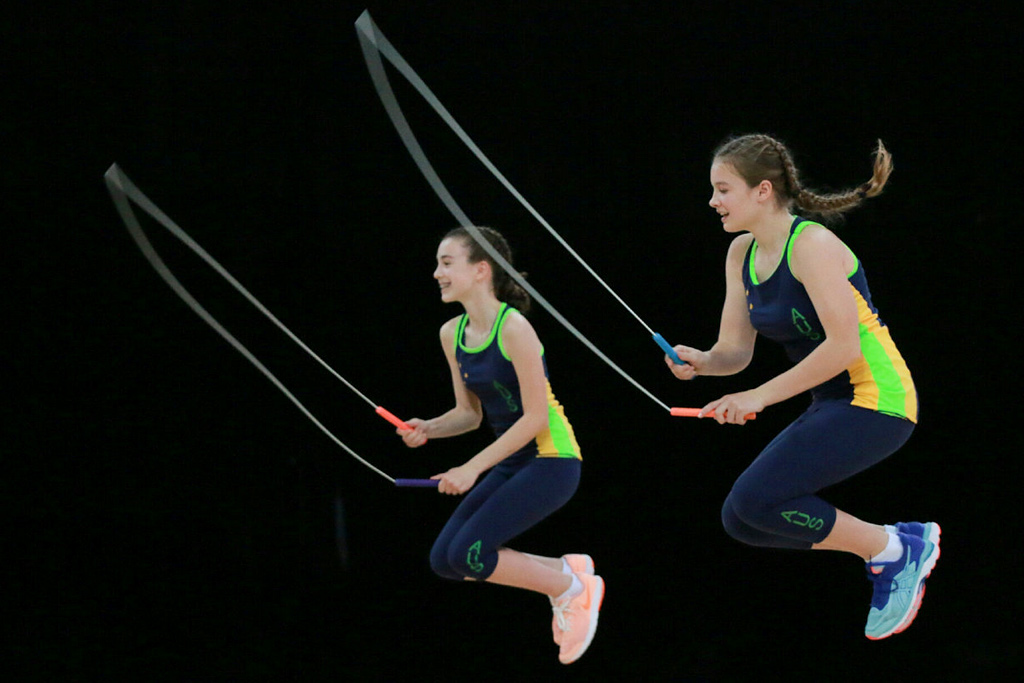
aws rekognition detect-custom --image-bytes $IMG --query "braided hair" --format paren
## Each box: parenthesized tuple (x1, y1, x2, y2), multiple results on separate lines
(713, 134, 893, 221)
(443, 226, 531, 314)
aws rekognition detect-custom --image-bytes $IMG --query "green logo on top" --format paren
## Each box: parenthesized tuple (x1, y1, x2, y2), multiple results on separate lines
(492, 380, 520, 412)
(791, 308, 822, 341)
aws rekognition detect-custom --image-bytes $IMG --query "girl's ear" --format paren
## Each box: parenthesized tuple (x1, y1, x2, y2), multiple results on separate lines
(474, 258, 492, 282)
(756, 179, 774, 202)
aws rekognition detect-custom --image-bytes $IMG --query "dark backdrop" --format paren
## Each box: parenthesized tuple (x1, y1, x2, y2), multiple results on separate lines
(10, 3, 1021, 680)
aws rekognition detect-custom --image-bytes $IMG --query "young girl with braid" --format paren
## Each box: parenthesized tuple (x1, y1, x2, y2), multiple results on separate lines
(665, 134, 940, 639)
(397, 226, 603, 664)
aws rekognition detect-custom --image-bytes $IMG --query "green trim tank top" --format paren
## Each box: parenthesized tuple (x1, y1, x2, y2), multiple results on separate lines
(455, 303, 581, 464)
(742, 217, 918, 422)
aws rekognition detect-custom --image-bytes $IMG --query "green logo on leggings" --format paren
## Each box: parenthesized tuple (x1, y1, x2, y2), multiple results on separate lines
(781, 510, 825, 530)
(467, 540, 485, 573)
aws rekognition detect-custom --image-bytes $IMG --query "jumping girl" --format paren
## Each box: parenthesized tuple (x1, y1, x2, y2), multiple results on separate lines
(398, 226, 604, 664)
(666, 135, 940, 640)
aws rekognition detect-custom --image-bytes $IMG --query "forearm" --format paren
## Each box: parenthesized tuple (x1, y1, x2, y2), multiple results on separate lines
(755, 337, 859, 407)
(421, 405, 482, 439)
(462, 412, 548, 474)
(700, 341, 754, 376)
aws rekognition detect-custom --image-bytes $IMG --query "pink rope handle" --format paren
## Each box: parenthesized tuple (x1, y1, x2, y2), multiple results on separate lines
(670, 407, 757, 420)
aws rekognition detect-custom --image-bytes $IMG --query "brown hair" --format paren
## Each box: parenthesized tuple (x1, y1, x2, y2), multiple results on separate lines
(713, 134, 893, 220)
(443, 226, 531, 314)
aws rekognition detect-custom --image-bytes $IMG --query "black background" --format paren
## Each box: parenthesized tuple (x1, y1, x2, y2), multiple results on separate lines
(10, 2, 1021, 680)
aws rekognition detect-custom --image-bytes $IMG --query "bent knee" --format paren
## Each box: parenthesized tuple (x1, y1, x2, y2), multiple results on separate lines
(429, 542, 463, 580)
(721, 498, 754, 544)
(447, 540, 489, 580)
(723, 486, 775, 530)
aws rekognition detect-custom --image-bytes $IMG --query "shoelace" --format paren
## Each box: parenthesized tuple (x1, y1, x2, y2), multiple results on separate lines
(550, 597, 573, 632)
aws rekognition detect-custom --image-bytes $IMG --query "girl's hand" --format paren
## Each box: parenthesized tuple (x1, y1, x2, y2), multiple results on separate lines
(666, 345, 708, 380)
(700, 390, 765, 425)
(398, 418, 429, 448)
(431, 464, 481, 495)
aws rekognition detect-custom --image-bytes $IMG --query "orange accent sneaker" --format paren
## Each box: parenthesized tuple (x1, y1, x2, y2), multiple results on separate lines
(554, 573, 605, 665)
(551, 555, 595, 645)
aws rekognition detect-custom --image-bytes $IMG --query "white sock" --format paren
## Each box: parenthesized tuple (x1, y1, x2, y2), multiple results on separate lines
(561, 557, 573, 575)
(554, 573, 583, 602)
(884, 524, 897, 534)
(870, 531, 903, 564)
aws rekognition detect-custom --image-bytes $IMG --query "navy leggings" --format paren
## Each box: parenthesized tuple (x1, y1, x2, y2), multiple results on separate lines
(722, 400, 915, 549)
(430, 457, 581, 581)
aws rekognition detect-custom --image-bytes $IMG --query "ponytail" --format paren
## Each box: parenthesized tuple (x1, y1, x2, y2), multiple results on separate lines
(714, 135, 893, 222)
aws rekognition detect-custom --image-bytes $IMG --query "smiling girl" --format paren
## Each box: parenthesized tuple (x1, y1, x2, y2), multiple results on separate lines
(398, 226, 603, 664)
(666, 134, 940, 640)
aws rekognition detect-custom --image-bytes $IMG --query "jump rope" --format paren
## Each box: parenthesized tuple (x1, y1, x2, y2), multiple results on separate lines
(104, 11, 750, 490)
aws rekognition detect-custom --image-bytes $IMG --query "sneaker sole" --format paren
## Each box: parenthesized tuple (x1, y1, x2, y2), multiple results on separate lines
(893, 584, 926, 635)
(922, 522, 941, 547)
(559, 576, 605, 665)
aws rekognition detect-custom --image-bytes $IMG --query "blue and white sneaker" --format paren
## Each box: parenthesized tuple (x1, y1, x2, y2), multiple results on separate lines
(865, 532, 940, 640)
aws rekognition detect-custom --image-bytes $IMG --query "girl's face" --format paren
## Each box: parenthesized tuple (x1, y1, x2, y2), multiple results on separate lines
(434, 237, 485, 303)
(708, 160, 769, 233)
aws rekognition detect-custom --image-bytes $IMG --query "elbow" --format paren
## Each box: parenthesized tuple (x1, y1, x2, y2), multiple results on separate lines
(722, 350, 754, 376)
(837, 338, 863, 369)
(524, 409, 550, 436)
(461, 406, 484, 431)
(736, 349, 755, 373)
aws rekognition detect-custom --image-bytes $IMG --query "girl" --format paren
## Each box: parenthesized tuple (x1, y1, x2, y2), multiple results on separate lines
(666, 135, 939, 640)
(398, 226, 604, 664)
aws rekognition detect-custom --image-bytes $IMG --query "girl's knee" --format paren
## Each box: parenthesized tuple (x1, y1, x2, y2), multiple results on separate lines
(721, 492, 778, 546)
(721, 498, 755, 544)
(724, 484, 774, 529)
(429, 541, 462, 580)
(721, 493, 811, 550)
(430, 539, 490, 581)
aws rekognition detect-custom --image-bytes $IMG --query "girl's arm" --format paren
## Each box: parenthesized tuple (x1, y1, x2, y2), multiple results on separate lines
(703, 226, 862, 423)
(668, 234, 758, 379)
(755, 226, 861, 403)
(398, 317, 482, 447)
(434, 311, 551, 494)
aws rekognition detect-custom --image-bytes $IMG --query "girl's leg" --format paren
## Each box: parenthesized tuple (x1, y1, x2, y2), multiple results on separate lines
(521, 553, 566, 573)
(486, 548, 572, 596)
(811, 509, 888, 561)
(723, 401, 915, 556)
(449, 459, 603, 662)
(429, 469, 510, 580)
(723, 402, 938, 640)
(441, 458, 581, 596)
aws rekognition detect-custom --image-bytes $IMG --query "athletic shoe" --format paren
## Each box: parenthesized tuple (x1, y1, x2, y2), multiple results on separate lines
(551, 555, 595, 645)
(864, 532, 939, 640)
(552, 573, 605, 664)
